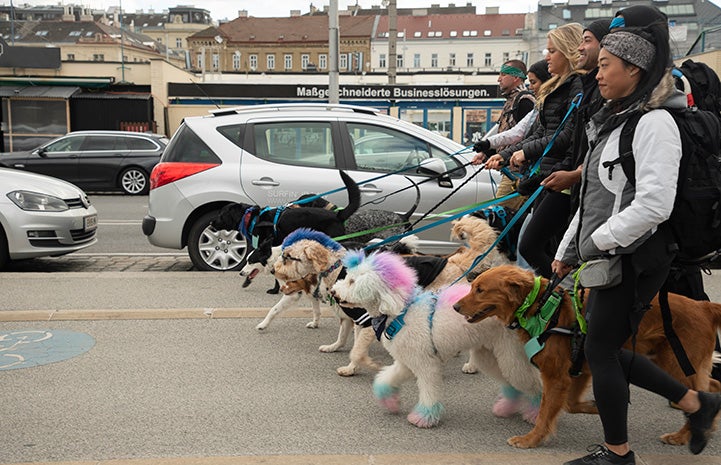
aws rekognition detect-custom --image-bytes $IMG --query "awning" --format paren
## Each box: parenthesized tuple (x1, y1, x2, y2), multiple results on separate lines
(0, 86, 80, 98)
(71, 92, 152, 100)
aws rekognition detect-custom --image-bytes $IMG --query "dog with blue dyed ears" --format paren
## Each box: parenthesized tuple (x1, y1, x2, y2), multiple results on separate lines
(329, 249, 541, 428)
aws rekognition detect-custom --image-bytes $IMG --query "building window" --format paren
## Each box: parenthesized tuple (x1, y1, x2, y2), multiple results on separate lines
(484, 52, 492, 67)
(93, 54, 105, 62)
(66, 53, 75, 61)
(176, 38, 182, 48)
(449, 53, 456, 66)
(397, 54, 404, 68)
(466, 53, 474, 67)
(301, 54, 309, 70)
(212, 53, 219, 70)
(232, 52, 240, 70)
(267, 54, 275, 70)
(502, 52, 509, 63)
(284, 54, 292, 70)
(431, 53, 438, 68)
(197, 53, 203, 69)
(249, 54, 258, 70)
(340, 53, 348, 70)
(319, 54, 327, 69)
(413, 53, 421, 68)
(379, 53, 386, 68)
(563, 9, 572, 20)
(450, 30, 457, 37)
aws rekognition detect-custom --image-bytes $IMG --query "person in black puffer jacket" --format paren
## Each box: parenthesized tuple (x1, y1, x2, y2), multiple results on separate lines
(486, 23, 584, 278)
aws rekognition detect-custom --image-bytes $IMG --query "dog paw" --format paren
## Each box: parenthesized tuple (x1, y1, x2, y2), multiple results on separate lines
(305, 321, 319, 329)
(507, 434, 540, 449)
(461, 363, 478, 374)
(522, 405, 539, 425)
(407, 403, 443, 428)
(373, 383, 400, 413)
(319, 344, 341, 353)
(492, 395, 523, 418)
(336, 365, 357, 377)
(660, 431, 690, 446)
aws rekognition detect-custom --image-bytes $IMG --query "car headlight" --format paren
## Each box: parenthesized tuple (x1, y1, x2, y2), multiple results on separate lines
(7, 190, 69, 212)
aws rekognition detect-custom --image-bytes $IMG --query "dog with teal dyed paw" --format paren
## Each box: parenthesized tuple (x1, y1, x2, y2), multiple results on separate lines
(331, 249, 541, 428)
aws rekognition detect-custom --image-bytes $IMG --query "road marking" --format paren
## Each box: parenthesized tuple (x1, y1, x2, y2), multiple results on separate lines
(0, 308, 329, 322)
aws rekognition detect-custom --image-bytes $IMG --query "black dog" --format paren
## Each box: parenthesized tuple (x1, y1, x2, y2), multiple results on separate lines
(238, 179, 421, 292)
(212, 170, 360, 290)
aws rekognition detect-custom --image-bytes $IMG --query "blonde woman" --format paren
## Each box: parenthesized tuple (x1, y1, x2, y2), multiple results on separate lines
(486, 22, 584, 279)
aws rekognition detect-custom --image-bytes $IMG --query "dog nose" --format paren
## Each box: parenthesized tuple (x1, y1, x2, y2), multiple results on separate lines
(329, 289, 337, 297)
(270, 268, 275, 275)
(453, 303, 461, 313)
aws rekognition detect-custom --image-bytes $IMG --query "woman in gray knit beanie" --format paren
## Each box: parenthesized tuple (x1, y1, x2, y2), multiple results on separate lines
(554, 23, 721, 465)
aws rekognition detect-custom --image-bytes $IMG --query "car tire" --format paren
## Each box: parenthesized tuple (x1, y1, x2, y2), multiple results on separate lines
(187, 210, 248, 271)
(119, 167, 149, 195)
(0, 226, 8, 270)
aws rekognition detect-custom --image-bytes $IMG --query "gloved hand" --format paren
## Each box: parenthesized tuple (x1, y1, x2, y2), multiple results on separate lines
(517, 173, 543, 196)
(473, 139, 491, 153)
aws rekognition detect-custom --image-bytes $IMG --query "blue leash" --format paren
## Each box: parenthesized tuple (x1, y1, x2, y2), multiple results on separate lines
(289, 143, 476, 207)
(450, 185, 545, 285)
(364, 191, 522, 252)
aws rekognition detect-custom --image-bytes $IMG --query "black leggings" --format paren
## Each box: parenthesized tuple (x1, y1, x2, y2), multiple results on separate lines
(518, 190, 571, 279)
(584, 254, 689, 445)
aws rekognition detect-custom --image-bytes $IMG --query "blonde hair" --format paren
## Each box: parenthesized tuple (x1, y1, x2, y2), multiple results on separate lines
(536, 23, 583, 106)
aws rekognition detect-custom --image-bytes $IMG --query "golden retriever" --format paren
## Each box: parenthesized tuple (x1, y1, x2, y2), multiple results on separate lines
(453, 264, 721, 448)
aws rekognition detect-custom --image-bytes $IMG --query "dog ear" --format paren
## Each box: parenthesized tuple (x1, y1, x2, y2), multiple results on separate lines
(499, 266, 535, 305)
(377, 285, 408, 316)
(303, 243, 332, 272)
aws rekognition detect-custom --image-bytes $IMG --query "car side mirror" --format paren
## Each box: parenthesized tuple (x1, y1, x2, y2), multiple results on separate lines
(35, 147, 47, 158)
(417, 158, 453, 188)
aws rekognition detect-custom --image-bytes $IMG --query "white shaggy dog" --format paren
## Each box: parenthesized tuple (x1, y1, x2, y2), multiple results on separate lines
(330, 249, 542, 428)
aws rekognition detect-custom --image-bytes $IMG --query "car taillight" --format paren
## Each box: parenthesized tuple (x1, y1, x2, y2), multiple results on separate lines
(150, 162, 220, 190)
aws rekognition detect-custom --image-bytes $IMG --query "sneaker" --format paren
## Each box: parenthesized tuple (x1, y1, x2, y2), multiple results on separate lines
(687, 391, 721, 454)
(563, 445, 635, 465)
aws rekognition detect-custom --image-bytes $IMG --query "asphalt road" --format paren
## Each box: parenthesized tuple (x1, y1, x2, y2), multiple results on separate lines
(3, 196, 721, 465)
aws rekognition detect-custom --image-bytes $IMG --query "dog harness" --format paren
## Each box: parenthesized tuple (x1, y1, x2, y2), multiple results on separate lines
(373, 289, 439, 354)
(511, 276, 583, 363)
(313, 259, 344, 301)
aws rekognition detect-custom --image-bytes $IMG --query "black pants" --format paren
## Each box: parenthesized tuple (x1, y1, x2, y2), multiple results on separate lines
(518, 190, 571, 279)
(584, 252, 689, 445)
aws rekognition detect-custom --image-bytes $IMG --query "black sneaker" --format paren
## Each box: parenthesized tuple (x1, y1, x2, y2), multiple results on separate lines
(563, 445, 636, 465)
(687, 391, 721, 454)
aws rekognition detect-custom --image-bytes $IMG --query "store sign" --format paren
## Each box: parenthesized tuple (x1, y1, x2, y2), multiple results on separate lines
(169, 83, 500, 101)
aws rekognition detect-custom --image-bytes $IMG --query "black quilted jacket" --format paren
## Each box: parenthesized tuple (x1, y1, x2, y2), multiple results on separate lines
(499, 73, 583, 176)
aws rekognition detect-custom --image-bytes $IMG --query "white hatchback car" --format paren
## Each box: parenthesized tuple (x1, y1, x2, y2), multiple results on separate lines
(0, 167, 98, 269)
(143, 104, 501, 271)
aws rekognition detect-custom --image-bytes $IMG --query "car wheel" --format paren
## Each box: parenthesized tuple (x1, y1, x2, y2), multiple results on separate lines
(120, 167, 149, 195)
(0, 226, 8, 270)
(187, 211, 248, 271)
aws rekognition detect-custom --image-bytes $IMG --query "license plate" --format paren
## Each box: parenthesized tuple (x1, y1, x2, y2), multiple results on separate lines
(84, 215, 98, 231)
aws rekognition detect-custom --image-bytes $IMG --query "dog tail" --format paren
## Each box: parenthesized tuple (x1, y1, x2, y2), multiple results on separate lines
(399, 176, 421, 223)
(336, 170, 361, 223)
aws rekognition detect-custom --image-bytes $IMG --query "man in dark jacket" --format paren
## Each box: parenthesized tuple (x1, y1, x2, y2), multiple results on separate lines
(541, 18, 611, 216)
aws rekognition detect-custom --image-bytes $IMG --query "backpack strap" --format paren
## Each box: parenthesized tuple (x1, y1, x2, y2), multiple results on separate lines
(658, 284, 696, 377)
(609, 112, 644, 186)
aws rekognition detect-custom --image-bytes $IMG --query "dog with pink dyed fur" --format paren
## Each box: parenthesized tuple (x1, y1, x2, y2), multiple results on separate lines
(330, 250, 542, 428)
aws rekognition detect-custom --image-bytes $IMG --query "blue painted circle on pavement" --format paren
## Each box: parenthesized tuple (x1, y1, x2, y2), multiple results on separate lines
(0, 329, 95, 371)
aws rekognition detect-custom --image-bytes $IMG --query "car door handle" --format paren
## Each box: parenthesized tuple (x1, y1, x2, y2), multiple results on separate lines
(360, 184, 383, 194)
(251, 178, 280, 187)
(13, 164, 25, 169)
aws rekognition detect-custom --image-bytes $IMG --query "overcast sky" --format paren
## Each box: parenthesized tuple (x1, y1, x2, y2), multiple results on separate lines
(4, 0, 721, 22)
(1, 1, 539, 21)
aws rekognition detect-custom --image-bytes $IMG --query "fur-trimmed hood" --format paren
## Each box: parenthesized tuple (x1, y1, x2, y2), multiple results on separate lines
(641, 69, 687, 112)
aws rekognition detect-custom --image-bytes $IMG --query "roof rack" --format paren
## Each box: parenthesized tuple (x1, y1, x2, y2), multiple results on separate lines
(209, 103, 381, 117)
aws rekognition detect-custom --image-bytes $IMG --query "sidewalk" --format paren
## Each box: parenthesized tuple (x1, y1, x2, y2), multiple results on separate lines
(2, 306, 720, 465)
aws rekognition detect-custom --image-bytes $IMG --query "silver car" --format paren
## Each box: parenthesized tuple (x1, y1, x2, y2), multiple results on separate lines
(0, 167, 98, 269)
(143, 104, 501, 271)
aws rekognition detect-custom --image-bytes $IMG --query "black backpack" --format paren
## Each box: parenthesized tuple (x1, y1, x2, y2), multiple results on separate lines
(677, 59, 721, 119)
(617, 106, 721, 264)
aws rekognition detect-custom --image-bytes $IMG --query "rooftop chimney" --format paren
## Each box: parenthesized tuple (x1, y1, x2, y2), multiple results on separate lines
(238, 10, 248, 18)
